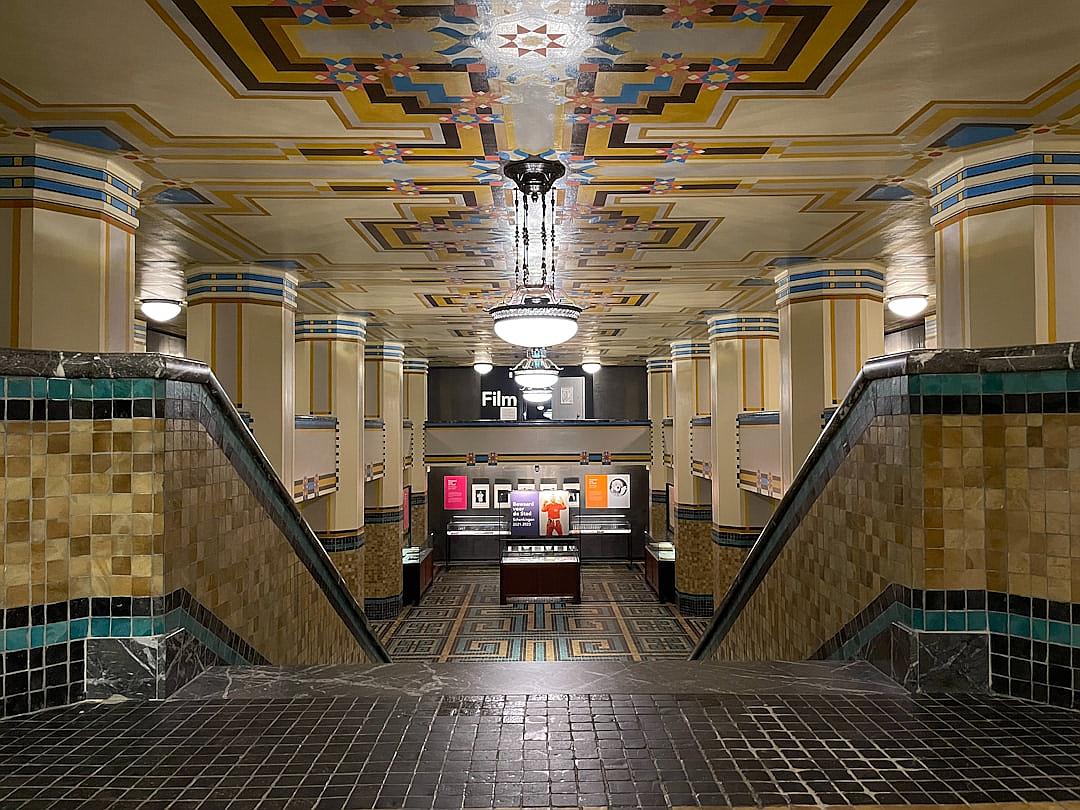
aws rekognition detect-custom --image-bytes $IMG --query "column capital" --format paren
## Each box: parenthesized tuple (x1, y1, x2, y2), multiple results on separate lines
(185, 265, 298, 310)
(0, 135, 142, 231)
(364, 342, 405, 363)
(774, 260, 885, 307)
(646, 356, 672, 373)
(295, 314, 367, 342)
(927, 135, 1080, 229)
(403, 357, 429, 374)
(707, 312, 780, 341)
(670, 341, 711, 360)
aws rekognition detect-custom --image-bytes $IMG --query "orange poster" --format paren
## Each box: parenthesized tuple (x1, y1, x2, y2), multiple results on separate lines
(584, 474, 608, 509)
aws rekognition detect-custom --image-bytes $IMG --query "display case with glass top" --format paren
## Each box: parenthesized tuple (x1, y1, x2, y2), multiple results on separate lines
(499, 539, 581, 603)
(644, 540, 675, 602)
(402, 546, 434, 605)
(572, 513, 634, 560)
(446, 515, 509, 536)
(444, 514, 510, 562)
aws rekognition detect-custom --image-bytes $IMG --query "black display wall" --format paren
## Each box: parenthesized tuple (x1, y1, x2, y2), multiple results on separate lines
(428, 463, 650, 563)
(427, 365, 647, 422)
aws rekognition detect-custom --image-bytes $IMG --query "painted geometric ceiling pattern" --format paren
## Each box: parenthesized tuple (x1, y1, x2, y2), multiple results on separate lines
(0, 0, 1079, 362)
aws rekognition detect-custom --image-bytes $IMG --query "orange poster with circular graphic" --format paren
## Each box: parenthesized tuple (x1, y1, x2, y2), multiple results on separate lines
(584, 474, 607, 509)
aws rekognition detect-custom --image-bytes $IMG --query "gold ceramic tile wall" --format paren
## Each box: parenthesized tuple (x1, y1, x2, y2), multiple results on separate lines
(364, 521, 404, 600)
(675, 518, 712, 596)
(712, 409, 1080, 660)
(1, 418, 164, 609)
(163, 418, 369, 664)
(713, 545, 747, 608)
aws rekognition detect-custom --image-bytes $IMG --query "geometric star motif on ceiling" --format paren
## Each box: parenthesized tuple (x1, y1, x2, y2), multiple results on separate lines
(388, 178, 425, 195)
(662, 0, 712, 29)
(568, 108, 630, 128)
(640, 178, 681, 194)
(498, 24, 565, 57)
(656, 141, 705, 163)
(439, 110, 504, 128)
(731, 0, 784, 22)
(349, 0, 401, 29)
(645, 52, 692, 78)
(272, 0, 334, 25)
(688, 59, 750, 90)
(316, 58, 376, 91)
(363, 142, 413, 163)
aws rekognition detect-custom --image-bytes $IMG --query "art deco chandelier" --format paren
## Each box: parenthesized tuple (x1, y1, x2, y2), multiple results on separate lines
(489, 155, 582, 348)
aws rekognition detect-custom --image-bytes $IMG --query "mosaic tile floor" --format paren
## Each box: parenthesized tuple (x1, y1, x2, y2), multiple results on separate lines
(4, 692, 1080, 809)
(369, 564, 709, 662)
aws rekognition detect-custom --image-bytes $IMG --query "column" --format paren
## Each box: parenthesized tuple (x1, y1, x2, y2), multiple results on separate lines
(775, 261, 885, 484)
(403, 358, 429, 548)
(363, 342, 405, 619)
(295, 314, 367, 603)
(923, 315, 937, 349)
(185, 265, 297, 484)
(646, 357, 673, 539)
(707, 313, 780, 607)
(929, 136, 1080, 347)
(670, 340, 713, 616)
(0, 137, 141, 351)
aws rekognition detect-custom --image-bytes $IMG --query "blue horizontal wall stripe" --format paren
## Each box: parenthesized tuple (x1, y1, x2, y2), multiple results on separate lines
(786, 268, 884, 283)
(0, 155, 137, 197)
(0, 177, 136, 216)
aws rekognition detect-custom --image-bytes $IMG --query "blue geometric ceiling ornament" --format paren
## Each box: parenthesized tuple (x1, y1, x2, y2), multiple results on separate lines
(931, 123, 1029, 150)
(859, 184, 915, 202)
(34, 126, 135, 152)
(152, 187, 212, 205)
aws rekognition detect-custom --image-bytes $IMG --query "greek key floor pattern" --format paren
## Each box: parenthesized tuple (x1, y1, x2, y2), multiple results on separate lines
(371, 564, 708, 662)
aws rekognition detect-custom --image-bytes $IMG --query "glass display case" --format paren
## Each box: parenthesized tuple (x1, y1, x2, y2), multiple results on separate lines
(499, 540, 581, 603)
(570, 514, 631, 535)
(644, 540, 675, 602)
(446, 515, 510, 536)
(402, 546, 434, 605)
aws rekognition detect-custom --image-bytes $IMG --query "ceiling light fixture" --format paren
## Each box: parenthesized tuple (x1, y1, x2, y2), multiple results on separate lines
(473, 361, 494, 375)
(522, 388, 553, 404)
(511, 348, 561, 390)
(887, 294, 929, 319)
(581, 361, 601, 375)
(490, 155, 582, 348)
(139, 299, 183, 323)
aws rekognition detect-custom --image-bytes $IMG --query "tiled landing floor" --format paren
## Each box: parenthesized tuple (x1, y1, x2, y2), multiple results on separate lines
(369, 564, 708, 662)
(3, 690, 1080, 809)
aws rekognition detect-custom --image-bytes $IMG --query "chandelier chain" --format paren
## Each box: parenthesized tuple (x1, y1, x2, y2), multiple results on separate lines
(521, 192, 530, 284)
(540, 190, 548, 287)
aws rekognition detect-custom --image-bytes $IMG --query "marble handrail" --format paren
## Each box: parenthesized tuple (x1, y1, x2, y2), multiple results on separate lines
(0, 349, 390, 664)
(691, 341, 1080, 660)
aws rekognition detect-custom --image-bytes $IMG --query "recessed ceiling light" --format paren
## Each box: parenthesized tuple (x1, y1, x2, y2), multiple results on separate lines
(139, 299, 183, 323)
(887, 294, 929, 319)
(473, 361, 493, 375)
(581, 362, 601, 374)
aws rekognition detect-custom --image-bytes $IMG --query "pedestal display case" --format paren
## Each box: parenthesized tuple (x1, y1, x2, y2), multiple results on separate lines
(402, 546, 434, 605)
(445, 514, 510, 562)
(571, 514, 632, 560)
(644, 541, 675, 602)
(499, 540, 581, 603)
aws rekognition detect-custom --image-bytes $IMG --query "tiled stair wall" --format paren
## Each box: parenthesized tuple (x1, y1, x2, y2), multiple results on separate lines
(693, 344, 1080, 709)
(0, 351, 388, 718)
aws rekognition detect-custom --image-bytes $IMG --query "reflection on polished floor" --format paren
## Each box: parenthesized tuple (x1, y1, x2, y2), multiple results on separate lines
(370, 564, 708, 662)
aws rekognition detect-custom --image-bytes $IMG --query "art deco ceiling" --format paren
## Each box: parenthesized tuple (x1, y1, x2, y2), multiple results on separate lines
(1, 0, 1078, 363)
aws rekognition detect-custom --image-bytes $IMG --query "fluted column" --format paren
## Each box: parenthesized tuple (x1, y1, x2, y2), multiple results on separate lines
(929, 136, 1080, 347)
(707, 313, 780, 607)
(670, 340, 713, 616)
(0, 137, 141, 351)
(404, 358, 429, 548)
(775, 261, 885, 484)
(185, 265, 298, 483)
(363, 342, 405, 619)
(295, 314, 366, 604)
(646, 357, 673, 539)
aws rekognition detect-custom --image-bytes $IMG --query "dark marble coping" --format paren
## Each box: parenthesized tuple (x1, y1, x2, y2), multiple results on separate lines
(736, 410, 780, 425)
(692, 341, 1080, 661)
(426, 419, 651, 427)
(364, 418, 385, 428)
(294, 415, 337, 429)
(0, 349, 389, 665)
(170, 660, 906, 700)
(691, 416, 712, 426)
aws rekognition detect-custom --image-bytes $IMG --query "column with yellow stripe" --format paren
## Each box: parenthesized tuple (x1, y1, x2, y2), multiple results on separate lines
(363, 342, 405, 619)
(775, 261, 885, 485)
(646, 357, 673, 539)
(0, 136, 141, 352)
(670, 340, 713, 616)
(404, 358, 429, 549)
(927, 136, 1080, 348)
(707, 313, 780, 607)
(184, 265, 298, 485)
(295, 314, 367, 604)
